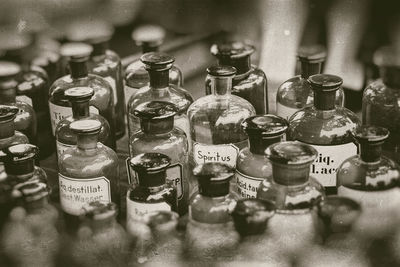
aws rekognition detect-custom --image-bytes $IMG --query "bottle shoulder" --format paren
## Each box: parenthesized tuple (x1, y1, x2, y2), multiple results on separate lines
(188, 94, 256, 115)
(190, 194, 237, 223)
(233, 67, 267, 90)
(237, 149, 272, 178)
(363, 79, 400, 103)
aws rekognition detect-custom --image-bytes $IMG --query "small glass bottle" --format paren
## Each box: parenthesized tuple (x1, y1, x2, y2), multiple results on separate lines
(188, 66, 255, 171)
(58, 119, 119, 227)
(362, 46, 400, 164)
(130, 101, 189, 216)
(288, 74, 360, 194)
(127, 52, 193, 142)
(337, 125, 400, 236)
(276, 45, 344, 120)
(257, 141, 325, 255)
(124, 25, 183, 107)
(0, 61, 37, 145)
(55, 87, 112, 157)
(49, 49, 116, 149)
(185, 163, 240, 261)
(207, 41, 268, 114)
(126, 153, 177, 227)
(236, 115, 288, 198)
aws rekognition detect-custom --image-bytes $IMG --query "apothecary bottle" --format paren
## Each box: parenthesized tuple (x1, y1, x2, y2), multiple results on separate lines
(49, 48, 116, 149)
(129, 101, 189, 215)
(236, 115, 288, 198)
(55, 87, 112, 157)
(362, 46, 400, 164)
(126, 153, 177, 227)
(58, 119, 119, 226)
(257, 141, 325, 255)
(185, 163, 240, 261)
(288, 74, 360, 194)
(207, 41, 268, 114)
(127, 52, 193, 141)
(124, 25, 183, 106)
(0, 61, 37, 145)
(188, 66, 255, 172)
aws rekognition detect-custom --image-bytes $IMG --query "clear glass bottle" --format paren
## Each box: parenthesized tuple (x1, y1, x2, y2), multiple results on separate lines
(126, 153, 177, 227)
(0, 61, 37, 145)
(288, 74, 360, 194)
(49, 49, 116, 149)
(55, 87, 112, 157)
(188, 65, 255, 173)
(124, 25, 183, 107)
(129, 101, 189, 216)
(58, 119, 119, 229)
(257, 141, 325, 256)
(337, 125, 400, 236)
(127, 52, 193, 142)
(207, 41, 268, 114)
(185, 163, 240, 261)
(236, 115, 288, 198)
(362, 46, 400, 164)
(277, 45, 344, 120)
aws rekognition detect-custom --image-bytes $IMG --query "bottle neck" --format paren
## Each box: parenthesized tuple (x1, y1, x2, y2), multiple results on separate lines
(142, 44, 159, 53)
(272, 163, 310, 186)
(92, 41, 108, 57)
(0, 120, 15, 139)
(210, 77, 232, 96)
(90, 216, 117, 233)
(249, 135, 282, 155)
(380, 66, 400, 88)
(148, 70, 169, 89)
(76, 133, 99, 150)
(137, 172, 166, 188)
(70, 61, 88, 79)
(140, 117, 174, 134)
(4, 160, 35, 177)
(71, 101, 90, 119)
(359, 142, 382, 163)
(199, 182, 230, 197)
(219, 56, 251, 76)
(0, 88, 17, 104)
(300, 61, 323, 79)
(313, 90, 336, 110)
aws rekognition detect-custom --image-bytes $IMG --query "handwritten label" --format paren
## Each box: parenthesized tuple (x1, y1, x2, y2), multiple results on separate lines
(126, 198, 171, 223)
(193, 142, 240, 168)
(16, 95, 33, 107)
(56, 140, 74, 157)
(59, 174, 111, 216)
(235, 170, 263, 198)
(276, 102, 300, 121)
(104, 76, 118, 106)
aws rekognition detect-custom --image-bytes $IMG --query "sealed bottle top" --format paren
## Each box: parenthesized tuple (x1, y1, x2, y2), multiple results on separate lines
(211, 41, 255, 59)
(70, 119, 102, 135)
(353, 125, 389, 145)
(0, 61, 21, 78)
(232, 199, 275, 236)
(308, 74, 343, 92)
(131, 24, 166, 48)
(145, 210, 179, 234)
(266, 141, 317, 166)
(129, 153, 170, 187)
(82, 201, 118, 221)
(0, 105, 19, 122)
(2, 144, 38, 162)
(140, 52, 174, 71)
(60, 42, 93, 58)
(65, 87, 94, 102)
(193, 163, 234, 197)
(15, 181, 49, 203)
(207, 65, 236, 77)
(297, 45, 326, 63)
(134, 101, 177, 120)
(242, 115, 288, 137)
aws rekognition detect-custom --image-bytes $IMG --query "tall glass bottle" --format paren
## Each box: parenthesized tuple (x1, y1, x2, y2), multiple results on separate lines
(124, 25, 183, 107)
(0, 61, 37, 145)
(185, 163, 240, 261)
(55, 87, 112, 157)
(257, 141, 325, 256)
(49, 52, 116, 149)
(288, 74, 360, 194)
(127, 52, 193, 142)
(207, 41, 268, 114)
(188, 66, 255, 172)
(362, 46, 400, 164)
(129, 101, 189, 215)
(236, 115, 288, 198)
(58, 119, 119, 228)
(277, 45, 344, 120)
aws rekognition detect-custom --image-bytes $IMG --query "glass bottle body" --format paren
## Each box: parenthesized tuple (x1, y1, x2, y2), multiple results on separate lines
(8, 101, 37, 145)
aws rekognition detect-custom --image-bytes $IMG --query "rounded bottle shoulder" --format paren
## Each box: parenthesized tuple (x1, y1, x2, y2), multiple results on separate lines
(236, 147, 272, 178)
(188, 94, 255, 115)
(0, 132, 29, 149)
(190, 193, 237, 224)
(363, 79, 400, 104)
(277, 76, 310, 107)
(233, 67, 266, 90)
(130, 128, 188, 149)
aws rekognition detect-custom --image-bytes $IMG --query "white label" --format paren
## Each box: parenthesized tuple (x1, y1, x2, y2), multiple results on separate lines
(235, 170, 263, 199)
(126, 198, 171, 223)
(59, 174, 111, 216)
(104, 76, 118, 106)
(16, 95, 33, 107)
(192, 142, 239, 168)
(56, 140, 74, 157)
(276, 102, 299, 121)
(304, 142, 357, 187)
(124, 85, 138, 106)
(49, 102, 99, 135)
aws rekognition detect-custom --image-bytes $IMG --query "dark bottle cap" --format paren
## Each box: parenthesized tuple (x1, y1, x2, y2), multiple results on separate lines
(318, 196, 361, 234)
(308, 74, 343, 92)
(70, 119, 102, 135)
(2, 144, 38, 176)
(131, 25, 165, 47)
(206, 65, 237, 77)
(60, 42, 93, 58)
(297, 45, 326, 63)
(242, 115, 288, 137)
(0, 61, 21, 79)
(129, 153, 170, 187)
(140, 52, 174, 71)
(266, 141, 317, 165)
(65, 87, 94, 102)
(0, 105, 19, 122)
(134, 101, 177, 120)
(32, 51, 60, 67)
(210, 41, 255, 59)
(193, 163, 234, 197)
(82, 201, 118, 221)
(14, 181, 49, 203)
(232, 199, 276, 236)
(352, 125, 389, 145)
(145, 210, 179, 235)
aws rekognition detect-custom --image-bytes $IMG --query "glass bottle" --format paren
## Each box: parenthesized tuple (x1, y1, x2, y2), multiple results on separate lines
(185, 163, 240, 261)
(129, 101, 189, 216)
(124, 25, 183, 107)
(277, 45, 344, 120)
(337, 125, 400, 236)
(236, 115, 288, 198)
(49, 51, 116, 149)
(58, 119, 119, 229)
(0, 61, 37, 145)
(127, 52, 193, 142)
(362, 46, 400, 164)
(288, 74, 360, 194)
(207, 41, 268, 114)
(257, 141, 325, 256)
(55, 87, 112, 157)
(188, 65, 255, 172)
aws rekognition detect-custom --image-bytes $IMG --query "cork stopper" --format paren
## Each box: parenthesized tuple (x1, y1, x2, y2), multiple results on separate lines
(193, 163, 234, 197)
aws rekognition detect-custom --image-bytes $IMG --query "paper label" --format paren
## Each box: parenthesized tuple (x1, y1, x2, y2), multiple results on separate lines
(276, 102, 299, 121)
(235, 170, 263, 199)
(126, 198, 171, 223)
(49, 102, 99, 135)
(104, 76, 118, 106)
(16, 95, 33, 107)
(192, 142, 240, 168)
(58, 174, 111, 216)
(124, 85, 138, 106)
(56, 140, 74, 157)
